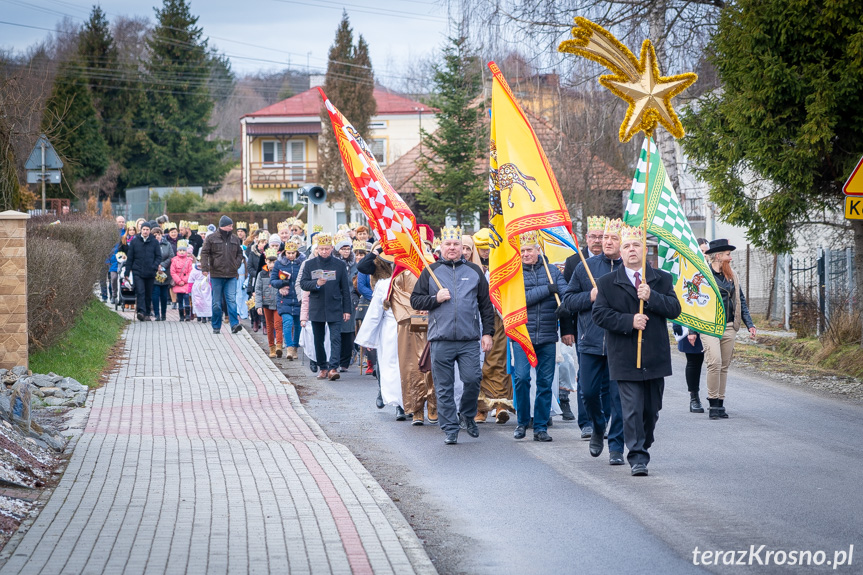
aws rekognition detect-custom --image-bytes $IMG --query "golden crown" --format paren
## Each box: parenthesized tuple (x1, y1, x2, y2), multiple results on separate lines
(249, 223, 259, 235)
(277, 220, 291, 231)
(313, 224, 323, 233)
(440, 226, 462, 241)
(316, 233, 333, 246)
(352, 240, 368, 251)
(349, 222, 358, 229)
(235, 221, 248, 230)
(587, 215, 608, 232)
(197, 225, 208, 234)
(620, 225, 645, 244)
(432, 238, 441, 249)
(265, 247, 279, 259)
(284, 241, 299, 252)
(519, 230, 541, 248)
(604, 218, 624, 237)
(178, 220, 189, 229)
(177, 239, 189, 249)
(189, 221, 198, 228)
(338, 224, 349, 232)
(126, 222, 136, 230)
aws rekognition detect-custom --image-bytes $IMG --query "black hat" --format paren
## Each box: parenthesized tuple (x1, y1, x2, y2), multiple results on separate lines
(705, 239, 736, 254)
(219, 215, 233, 228)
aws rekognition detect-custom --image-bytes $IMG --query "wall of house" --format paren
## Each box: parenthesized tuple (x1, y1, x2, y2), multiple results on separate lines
(370, 114, 438, 166)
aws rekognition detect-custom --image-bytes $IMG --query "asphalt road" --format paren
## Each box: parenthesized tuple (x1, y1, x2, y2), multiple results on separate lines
(257, 330, 863, 575)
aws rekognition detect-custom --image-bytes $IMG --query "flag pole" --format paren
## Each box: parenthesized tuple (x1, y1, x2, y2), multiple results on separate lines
(539, 244, 561, 305)
(636, 137, 651, 369)
(391, 210, 443, 290)
(571, 232, 597, 288)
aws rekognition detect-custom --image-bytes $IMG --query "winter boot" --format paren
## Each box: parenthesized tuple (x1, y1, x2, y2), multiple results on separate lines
(708, 398, 720, 420)
(268, 345, 277, 358)
(276, 344, 283, 358)
(689, 392, 704, 413)
(717, 399, 728, 418)
(560, 399, 575, 421)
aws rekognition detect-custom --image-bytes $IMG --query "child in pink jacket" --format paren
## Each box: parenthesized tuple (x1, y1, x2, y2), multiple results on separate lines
(170, 241, 194, 321)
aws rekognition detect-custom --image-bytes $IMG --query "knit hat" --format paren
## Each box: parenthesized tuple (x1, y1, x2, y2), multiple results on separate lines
(268, 233, 281, 246)
(140, 221, 151, 230)
(335, 238, 352, 251)
(207, 224, 216, 233)
(219, 215, 233, 228)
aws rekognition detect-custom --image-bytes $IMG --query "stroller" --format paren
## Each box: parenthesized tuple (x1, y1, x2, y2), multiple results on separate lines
(114, 252, 137, 311)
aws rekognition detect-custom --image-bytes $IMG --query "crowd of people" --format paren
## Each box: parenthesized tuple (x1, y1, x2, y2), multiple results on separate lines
(104, 212, 756, 476)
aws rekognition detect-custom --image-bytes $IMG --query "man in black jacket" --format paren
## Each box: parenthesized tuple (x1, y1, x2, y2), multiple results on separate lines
(124, 220, 161, 322)
(592, 225, 682, 476)
(299, 233, 352, 381)
(410, 227, 495, 445)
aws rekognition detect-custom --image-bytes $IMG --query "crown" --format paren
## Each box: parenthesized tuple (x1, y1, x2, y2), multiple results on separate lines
(284, 241, 299, 252)
(265, 247, 279, 259)
(166, 222, 178, 231)
(620, 225, 645, 244)
(432, 238, 441, 249)
(126, 222, 136, 230)
(604, 218, 623, 237)
(587, 215, 608, 231)
(316, 233, 333, 246)
(189, 221, 198, 228)
(338, 224, 349, 232)
(197, 225, 208, 234)
(177, 239, 189, 249)
(519, 230, 541, 248)
(179, 220, 189, 229)
(313, 224, 323, 233)
(334, 232, 350, 244)
(235, 221, 248, 231)
(277, 220, 291, 231)
(440, 226, 462, 241)
(249, 223, 259, 235)
(352, 240, 368, 251)
(349, 222, 358, 229)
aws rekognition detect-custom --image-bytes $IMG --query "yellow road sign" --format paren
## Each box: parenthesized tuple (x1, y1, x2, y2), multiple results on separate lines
(844, 155, 863, 196)
(846, 196, 863, 219)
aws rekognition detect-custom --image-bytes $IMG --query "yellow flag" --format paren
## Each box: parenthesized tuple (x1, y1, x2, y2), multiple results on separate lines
(488, 62, 573, 366)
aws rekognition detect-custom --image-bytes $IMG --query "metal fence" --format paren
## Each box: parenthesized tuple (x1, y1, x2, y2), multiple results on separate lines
(790, 247, 857, 335)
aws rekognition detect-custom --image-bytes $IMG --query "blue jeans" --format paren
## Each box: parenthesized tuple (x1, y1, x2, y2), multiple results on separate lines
(176, 293, 190, 319)
(511, 341, 555, 433)
(579, 352, 624, 453)
(151, 284, 169, 318)
(210, 276, 238, 330)
(281, 313, 301, 347)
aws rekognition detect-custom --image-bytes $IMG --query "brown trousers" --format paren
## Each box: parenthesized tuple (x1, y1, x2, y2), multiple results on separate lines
(478, 314, 513, 414)
(262, 308, 283, 347)
(703, 323, 737, 399)
(396, 320, 436, 416)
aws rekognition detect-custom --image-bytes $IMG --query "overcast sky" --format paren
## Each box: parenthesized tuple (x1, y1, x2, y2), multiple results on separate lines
(0, 0, 453, 82)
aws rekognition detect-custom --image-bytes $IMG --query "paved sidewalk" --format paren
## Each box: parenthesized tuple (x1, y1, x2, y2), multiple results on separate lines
(0, 311, 436, 575)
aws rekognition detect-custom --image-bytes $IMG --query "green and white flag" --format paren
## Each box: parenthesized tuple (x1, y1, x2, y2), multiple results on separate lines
(624, 138, 726, 338)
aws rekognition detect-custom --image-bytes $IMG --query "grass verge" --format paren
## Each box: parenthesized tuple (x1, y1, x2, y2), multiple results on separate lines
(737, 335, 863, 380)
(29, 298, 127, 388)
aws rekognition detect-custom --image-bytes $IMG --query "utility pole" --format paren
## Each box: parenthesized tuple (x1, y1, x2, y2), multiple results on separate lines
(41, 139, 46, 212)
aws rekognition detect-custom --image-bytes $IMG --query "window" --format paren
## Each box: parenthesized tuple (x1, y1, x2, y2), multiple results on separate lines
(368, 121, 386, 130)
(262, 140, 281, 164)
(281, 189, 295, 204)
(370, 138, 387, 165)
(287, 140, 305, 180)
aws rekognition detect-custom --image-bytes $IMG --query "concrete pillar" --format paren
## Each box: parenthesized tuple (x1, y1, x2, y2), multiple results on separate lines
(0, 210, 29, 369)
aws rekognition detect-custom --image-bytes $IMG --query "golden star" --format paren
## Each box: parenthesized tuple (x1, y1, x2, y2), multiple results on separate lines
(558, 18, 697, 142)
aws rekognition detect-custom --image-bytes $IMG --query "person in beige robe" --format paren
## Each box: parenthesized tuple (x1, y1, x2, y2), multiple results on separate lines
(389, 268, 437, 425)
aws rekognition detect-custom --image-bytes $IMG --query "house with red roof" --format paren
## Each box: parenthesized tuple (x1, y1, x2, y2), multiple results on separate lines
(240, 84, 436, 227)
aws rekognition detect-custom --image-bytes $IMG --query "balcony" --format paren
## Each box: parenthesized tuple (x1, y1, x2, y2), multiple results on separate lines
(249, 161, 318, 187)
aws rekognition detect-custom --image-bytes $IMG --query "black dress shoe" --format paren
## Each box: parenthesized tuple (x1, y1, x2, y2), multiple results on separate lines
(533, 431, 553, 442)
(589, 431, 604, 457)
(631, 463, 648, 476)
(609, 451, 625, 465)
(459, 414, 479, 438)
(395, 406, 407, 421)
(213, 328, 220, 334)
(375, 391, 385, 409)
(231, 324, 242, 334)
(137, 312, 145, 321)
(309, 362, 318, 373)
(444, 432, 458, 445)
(580, 426, 593, 440)
(513, 425, 526, 439)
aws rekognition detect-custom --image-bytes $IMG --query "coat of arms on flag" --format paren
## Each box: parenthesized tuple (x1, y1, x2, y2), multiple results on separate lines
(318, 88, 425, 278)
(624, 138, 726, 337)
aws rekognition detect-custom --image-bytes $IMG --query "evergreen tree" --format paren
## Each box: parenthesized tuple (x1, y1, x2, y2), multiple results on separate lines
(681, 0, 863, 298)
(123, 0, 230, 188)
(415, 37, 487, 229)
(41, 57, 110, 197)
(78, 6, 127, 155)
(318, 11, 376, 212)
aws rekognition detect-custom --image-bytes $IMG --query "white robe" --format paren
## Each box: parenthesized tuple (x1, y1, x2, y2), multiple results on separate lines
(355, 278, 401, 407)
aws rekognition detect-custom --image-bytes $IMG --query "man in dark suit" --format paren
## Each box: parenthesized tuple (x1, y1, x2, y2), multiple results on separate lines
(300, 233, 352, 381)
(124, 220, 162, 322)
(592, 225, 682, 476)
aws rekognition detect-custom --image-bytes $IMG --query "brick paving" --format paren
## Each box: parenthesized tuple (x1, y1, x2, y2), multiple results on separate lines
(0, 310, 435, 575)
